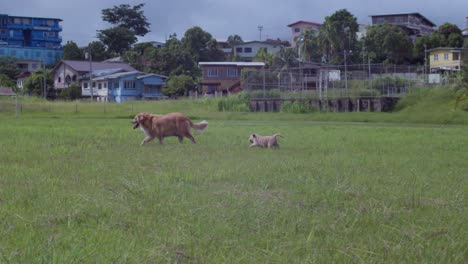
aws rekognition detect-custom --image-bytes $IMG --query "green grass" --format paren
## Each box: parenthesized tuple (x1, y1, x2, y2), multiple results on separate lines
(0, 89, 467, 262)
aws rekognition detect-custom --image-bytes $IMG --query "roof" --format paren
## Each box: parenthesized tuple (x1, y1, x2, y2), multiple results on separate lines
(198, 62, 265, 67)
(288, 20, 322, 27)
(0, 87, 16, 96)
(54, 60, 136, 74)
(428, 47, 467, 52)
(369, 13, 436, 27)
(137, 73, 168, 79)
(0, 14, 62, 21)
(233, 40, 287, 47)
(92, 71, 140, 81)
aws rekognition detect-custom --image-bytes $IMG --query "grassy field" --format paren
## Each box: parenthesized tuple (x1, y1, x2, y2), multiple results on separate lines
(0, 92, 467, 263)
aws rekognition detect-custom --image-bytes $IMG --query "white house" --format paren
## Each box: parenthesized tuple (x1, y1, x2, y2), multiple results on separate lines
(233, 40, 288, 62)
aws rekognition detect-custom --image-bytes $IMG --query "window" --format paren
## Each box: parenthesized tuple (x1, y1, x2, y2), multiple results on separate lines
(47, 20, 54, 26)
(58, 77, 61, 83)
(227, 68, 237, 77)
(294, 28, 300, 33)
(83, 82, 88, 88)
(453, 53, 460, 61)
(103, 82, 107, 88)
(98, 83, 102, 89)
(434, 54, 438, 61)
(92, 82, 96, 88)
(11, 50, 16, 56)
(24, 50, 29, 57)
(124, 80, 136, 89)
(235, 47, 242, 53)
(36, 51, 41, 57)
(207, 68, 218, 77)
(44, 32, 55, 37)
(0, 49, 4, 55)
(114, 80, 119, 88)
(0, 29, 6, 35)
(244, 47, 252, 53)
(444, 53, 449, 60)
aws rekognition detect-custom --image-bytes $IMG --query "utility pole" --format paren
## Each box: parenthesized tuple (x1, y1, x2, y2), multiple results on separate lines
(424, 44, 428, 84)
(344, 49, 348, 94)
(42, 53, 46, 99)
(86, 51, 94, 101)
(258, 25, 263, 41)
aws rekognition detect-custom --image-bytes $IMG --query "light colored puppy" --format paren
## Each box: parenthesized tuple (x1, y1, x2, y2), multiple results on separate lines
(249, 133, 283, 148)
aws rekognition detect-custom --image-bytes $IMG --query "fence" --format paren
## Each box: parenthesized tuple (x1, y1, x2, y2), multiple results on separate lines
(242, 63, 461, 99)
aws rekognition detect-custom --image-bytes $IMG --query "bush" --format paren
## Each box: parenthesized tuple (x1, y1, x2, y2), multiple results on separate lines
(58, 83, 81, 100)
(217, 92, 250, 112)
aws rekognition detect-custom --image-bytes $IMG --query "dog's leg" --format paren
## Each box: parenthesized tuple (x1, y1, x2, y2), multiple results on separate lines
(186, 134, 196, 144)
(141, 136, 154, 146)
(157, 136, 164, 144)
(178, 136, 184, 144)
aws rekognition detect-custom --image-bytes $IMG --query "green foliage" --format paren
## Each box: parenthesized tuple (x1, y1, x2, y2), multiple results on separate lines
(364, 24, 413, 64)
(319, 9, 359, 64)
(217, 92, 251, 112)
(101, 3, 150, 36)
(86, 41, 110, 62)
(0, 73, 16, 90)
(297, 28, 321, 62)
(97, 26, 137, 55)
(281, 100, 316, 113)
(58, 83, 82, 100)
(413, 23, 463, 63)
(62, 41, 84, 60)
(23, 69, 53, 96)
(254, 48, 275, 68)
(162, 74, 197, 97)
(227, 34, 243, 47)
(0, 56, 21, 80)
(182, 26, 224, 62)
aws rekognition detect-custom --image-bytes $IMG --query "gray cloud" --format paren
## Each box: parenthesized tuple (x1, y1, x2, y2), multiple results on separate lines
(3, 0, 467, 46)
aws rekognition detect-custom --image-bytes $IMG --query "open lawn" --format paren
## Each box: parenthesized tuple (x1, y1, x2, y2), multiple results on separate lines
(0, 99, 467, 263)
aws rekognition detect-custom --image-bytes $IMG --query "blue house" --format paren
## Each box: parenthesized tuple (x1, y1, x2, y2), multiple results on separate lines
(81, 71, 168, 102)
(0, 14, 63, 65)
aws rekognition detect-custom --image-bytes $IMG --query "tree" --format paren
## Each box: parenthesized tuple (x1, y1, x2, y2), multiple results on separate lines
(413, 23, 464, 63)
(0, 56, 21, 80)
(63, 41, 84, 60)
(182, 26, 224, 62)
(23, 68, 53, 96)
(318, 9, 359, 64)
(364, 23, 413, 64)
(101, 3, 150, 36)
(254, 48, 275, 68)
(0, 74, 16, 89)
(149, 34, 199, 79)
(227, 34, 243, 47)
(297, 28, 321, 62)
(87, 41, 110, 61)
(97, 26, 137, 55)
(162, 74, 197, 97)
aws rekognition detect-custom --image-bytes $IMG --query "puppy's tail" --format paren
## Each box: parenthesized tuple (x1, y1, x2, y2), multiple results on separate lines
(273, 133, 283, 138)
(191, 120, 209, 133)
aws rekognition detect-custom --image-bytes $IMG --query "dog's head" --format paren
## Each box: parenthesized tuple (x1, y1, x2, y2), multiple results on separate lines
(249, 133, 258, 143)
(131, 113, 149, 129)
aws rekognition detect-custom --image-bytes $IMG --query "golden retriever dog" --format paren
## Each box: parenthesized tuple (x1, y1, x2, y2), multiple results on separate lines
(249, 133, 283, 148)
(131, 112, 208, 145)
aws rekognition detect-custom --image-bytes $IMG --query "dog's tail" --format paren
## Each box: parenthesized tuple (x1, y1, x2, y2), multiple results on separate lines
(191, 120, 209, 133)
(273, 133, 283, 138)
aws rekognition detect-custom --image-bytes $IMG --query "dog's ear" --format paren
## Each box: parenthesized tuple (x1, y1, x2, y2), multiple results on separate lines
(138, 114, 146, 122)
(252, 134, 257, 138)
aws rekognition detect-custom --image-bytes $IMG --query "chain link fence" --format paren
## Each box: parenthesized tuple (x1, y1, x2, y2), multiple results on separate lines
(242, 62, 461, 99)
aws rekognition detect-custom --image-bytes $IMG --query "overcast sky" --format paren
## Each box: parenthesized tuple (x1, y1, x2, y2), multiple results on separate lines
(3, 0, 468, 46)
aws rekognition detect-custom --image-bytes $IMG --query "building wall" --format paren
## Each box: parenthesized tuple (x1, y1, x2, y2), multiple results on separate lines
(290, 23, 320, 48)
(0, 46, 63, 65)
(429, 49, 465, 71)
(233, 42, 282, 61)
(53, 64, 80, 89)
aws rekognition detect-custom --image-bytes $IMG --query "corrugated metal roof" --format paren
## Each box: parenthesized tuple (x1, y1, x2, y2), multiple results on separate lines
(198, 62, 265, 67)
(61, 60, 136, 72)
